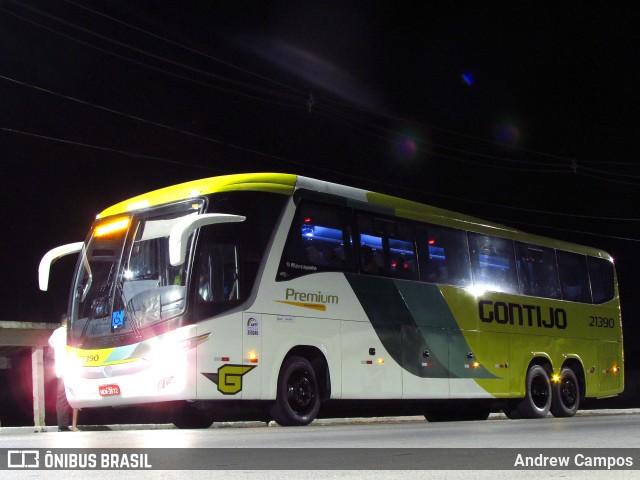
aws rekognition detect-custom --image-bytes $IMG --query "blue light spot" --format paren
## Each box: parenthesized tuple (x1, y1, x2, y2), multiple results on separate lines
(461, 73, 474, 86)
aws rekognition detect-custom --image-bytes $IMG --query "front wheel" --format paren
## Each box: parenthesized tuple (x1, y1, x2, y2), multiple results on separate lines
(505, 364, 552, 419)
(270, 356, 321, 426)
(550, 367, 580, 417)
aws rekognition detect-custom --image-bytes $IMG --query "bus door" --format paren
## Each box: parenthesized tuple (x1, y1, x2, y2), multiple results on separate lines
(192, 231, 246, 399)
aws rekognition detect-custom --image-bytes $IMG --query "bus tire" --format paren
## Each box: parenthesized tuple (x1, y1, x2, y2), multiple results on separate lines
(271, 356, 321, 426)
(550, 367, 580, 417)
(518, 364, 552, 419)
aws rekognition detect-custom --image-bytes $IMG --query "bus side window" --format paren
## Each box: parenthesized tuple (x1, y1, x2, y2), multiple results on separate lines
(515, 242, 560, 299)
(356, 214, 417, 280)
(195, 242, 240, 304)
(389, 223, 417, 280)
(277, 202, 354, 280)
(588, 257, 615, 304)
(416, 224, 471, 287)
(468, 233, 518, 294)
(557, 251, 592, 303)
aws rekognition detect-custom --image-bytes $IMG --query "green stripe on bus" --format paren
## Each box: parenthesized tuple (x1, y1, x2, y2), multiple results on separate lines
(345, 274, 497, 379)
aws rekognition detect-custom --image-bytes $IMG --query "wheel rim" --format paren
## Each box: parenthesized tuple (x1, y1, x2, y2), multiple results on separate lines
(531, 374, 550, 410)
(560, 376, 578, 408)
(286, 368, 316, 415)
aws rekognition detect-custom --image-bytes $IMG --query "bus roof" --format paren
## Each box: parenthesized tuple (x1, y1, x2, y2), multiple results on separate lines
(97, 172, 612, 261)
(97, 173, 298, 219)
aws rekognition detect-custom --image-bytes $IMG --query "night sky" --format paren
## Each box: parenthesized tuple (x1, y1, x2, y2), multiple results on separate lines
(2, 2, 640, 393)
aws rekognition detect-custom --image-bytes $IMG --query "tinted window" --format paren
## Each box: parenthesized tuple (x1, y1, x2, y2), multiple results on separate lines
(588, 257, 615, 304)
(468, 233, 518, 294)
(515, 242, 560, 299)
(416, 224, 471, 287)
(278, 202, 354, 280)
(195, 241, 240, 304)
(557, 251, 591, 303)
(357, 214, 417, 279)
(207, 191, 288, 296)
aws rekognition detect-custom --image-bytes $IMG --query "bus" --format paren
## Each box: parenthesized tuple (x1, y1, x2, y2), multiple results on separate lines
(39, 173, 623, 427)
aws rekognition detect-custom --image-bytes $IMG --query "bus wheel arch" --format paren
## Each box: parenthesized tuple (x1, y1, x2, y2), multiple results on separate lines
(270, 346, 330, 426)
(550, 360, 584, 418)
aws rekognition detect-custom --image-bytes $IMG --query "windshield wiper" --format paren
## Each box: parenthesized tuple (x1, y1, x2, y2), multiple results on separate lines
(117, 281, 141, 339)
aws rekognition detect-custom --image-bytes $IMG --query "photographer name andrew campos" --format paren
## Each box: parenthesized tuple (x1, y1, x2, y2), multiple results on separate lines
(514, 453, 634, 469)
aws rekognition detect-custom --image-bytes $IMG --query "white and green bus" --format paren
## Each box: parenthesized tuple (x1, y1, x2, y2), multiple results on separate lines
(39, 173, 623, 427)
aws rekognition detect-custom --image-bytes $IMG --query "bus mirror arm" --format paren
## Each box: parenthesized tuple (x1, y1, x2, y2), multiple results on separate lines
(38, 242, 84, 291)
(169, 214, 246, 266)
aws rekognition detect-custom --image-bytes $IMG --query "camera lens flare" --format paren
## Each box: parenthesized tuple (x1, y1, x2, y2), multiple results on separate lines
(392, 127, 426, 163)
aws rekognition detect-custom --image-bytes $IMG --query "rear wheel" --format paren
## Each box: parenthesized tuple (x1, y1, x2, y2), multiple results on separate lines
(550, 367, 580, 417)
(271, 356, 321, 426)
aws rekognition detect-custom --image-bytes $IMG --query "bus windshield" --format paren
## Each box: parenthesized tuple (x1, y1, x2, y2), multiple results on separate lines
(69, 200, 204, 347)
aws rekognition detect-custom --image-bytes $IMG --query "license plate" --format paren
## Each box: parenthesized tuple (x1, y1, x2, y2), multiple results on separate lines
(99, 384, 121, 396)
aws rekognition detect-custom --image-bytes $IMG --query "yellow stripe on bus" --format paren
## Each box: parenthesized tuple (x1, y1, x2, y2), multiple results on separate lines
(274, 300, 327, 311)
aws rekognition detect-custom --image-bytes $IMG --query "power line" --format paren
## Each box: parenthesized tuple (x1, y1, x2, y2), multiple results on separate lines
(576, 170, 640, 187)
(0, 73, 291, 154)
(64, 0, 307, 98)
(579, 164, 640, 180)
(315, 108, 570, 173)
(581, 159, 640, 166)
(0, 118, 356, 183)
(317, 105, 640, 183)
(8, 1, 637, 185)
(60, 1, 613, 175)
(487, 216, 640, 243)
(3, 70, 640, 223)
(71, 0, 567, 173)
(319, 91, 579, 166)
(6, 123, 638, 245)
(4, 3, 640, 221)
(0, 126, 228, 173)
(0, 3, 306, 109)
(4, 124, 640, 246)
(2, 0, 595, 177)
(319, 107, 640, 184)
(8, 0, 305, 103)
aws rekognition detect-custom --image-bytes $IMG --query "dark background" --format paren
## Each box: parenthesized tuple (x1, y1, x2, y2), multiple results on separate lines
(1, 1, 639, 424)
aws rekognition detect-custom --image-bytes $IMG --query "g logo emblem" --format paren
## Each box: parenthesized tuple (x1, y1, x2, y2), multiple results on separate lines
(215, 364, 256, 395)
